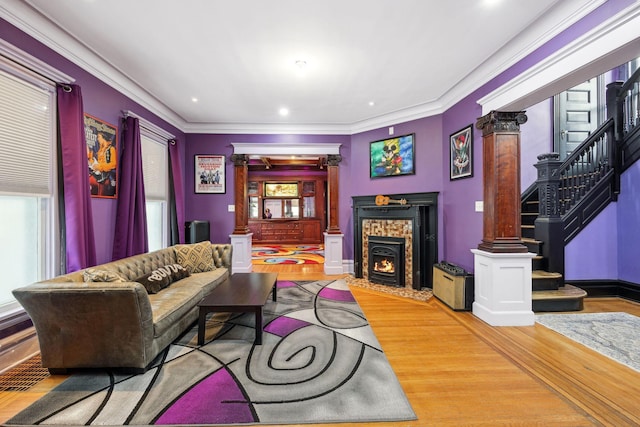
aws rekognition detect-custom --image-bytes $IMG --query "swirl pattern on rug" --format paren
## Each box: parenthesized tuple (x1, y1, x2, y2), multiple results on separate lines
(7, 280, 415, 426)
(251, 245, 324, 265)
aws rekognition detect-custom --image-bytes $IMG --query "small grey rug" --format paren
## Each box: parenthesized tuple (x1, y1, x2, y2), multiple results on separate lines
(536, 312, 640, 372)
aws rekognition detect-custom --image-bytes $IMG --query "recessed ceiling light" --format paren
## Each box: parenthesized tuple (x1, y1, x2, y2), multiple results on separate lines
(279, 107, 289, 116)
(369, 101, 375, 106)
(482, 0, 502, 7)
(191, 97, 198, 103)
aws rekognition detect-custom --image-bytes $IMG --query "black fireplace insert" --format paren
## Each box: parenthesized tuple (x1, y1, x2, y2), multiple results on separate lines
(368, 236, 405, 287)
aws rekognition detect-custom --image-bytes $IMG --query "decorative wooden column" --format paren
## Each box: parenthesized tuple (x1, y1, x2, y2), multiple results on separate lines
(326, 154, 342, 234)
(324, 154, 344, 275)
(472, 110, 534, 327)
(229, 154, 252, 273)
(230, 154, 249, 235)
(476, 111, 528, 253)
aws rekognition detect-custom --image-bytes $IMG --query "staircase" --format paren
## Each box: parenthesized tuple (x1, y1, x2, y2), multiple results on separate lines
(521, 186, 586, 312)
(520, 185, 587, 312)
(523, 69, 640, 311)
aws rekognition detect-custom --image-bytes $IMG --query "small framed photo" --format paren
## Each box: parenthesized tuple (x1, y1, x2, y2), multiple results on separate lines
(195, 155, 225, 193)
(450, 125, 473, 180)
(370, 133, 415, 178)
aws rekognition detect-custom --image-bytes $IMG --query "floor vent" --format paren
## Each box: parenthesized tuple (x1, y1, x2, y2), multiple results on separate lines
(0, 355, 49, 391)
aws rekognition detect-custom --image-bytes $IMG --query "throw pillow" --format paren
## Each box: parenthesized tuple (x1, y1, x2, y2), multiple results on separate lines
(174, 241, 215, 274)
(135, 263, 190, 294)
(83, 268, 127, 283)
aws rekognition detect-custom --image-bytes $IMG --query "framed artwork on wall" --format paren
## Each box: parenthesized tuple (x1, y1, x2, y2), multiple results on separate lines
(84, 113, 118, 198)
(370, 133, 415, 178)
(195, 155, 225, 193)
(450, 125, 473, 180)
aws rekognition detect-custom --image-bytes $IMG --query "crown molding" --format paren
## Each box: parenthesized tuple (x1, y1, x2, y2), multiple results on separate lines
(0, 0, 609, 135)
(478, 2, 640, 114)
(232, 142, 341, 156)
(0, 0, 187, 130)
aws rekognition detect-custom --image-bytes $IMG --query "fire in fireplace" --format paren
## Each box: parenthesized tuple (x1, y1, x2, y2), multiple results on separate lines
(368, 236, 405, 287)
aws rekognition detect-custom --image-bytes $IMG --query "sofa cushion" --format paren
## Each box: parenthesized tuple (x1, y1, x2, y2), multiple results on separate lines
(148, 283, 204, 338)
(83, 268, 127, 283)
(134, 264, 190, 294)
(174, 241, 215, 274)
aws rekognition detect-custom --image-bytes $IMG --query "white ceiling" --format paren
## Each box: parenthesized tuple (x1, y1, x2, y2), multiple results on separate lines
(1, 0, 605, 134)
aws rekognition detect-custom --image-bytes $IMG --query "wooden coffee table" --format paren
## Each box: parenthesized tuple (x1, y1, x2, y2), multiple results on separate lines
(197, 272, 278, 345)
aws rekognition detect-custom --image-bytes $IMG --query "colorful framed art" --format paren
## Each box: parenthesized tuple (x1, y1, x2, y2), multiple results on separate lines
(369, 133, 415, 178)
(450, 125, 473, 180)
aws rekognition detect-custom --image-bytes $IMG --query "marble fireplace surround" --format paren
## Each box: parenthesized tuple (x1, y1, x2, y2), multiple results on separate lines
(352, 192, 438, 290)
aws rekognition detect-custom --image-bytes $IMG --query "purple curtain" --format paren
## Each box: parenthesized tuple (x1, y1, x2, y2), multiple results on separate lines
(169, 139, 186, 244)
(56, 84, 97, 272)
(112, 116, 148, 260)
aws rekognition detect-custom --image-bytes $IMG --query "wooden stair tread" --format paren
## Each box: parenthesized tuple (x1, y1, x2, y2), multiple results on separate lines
(521, 238, 541, 244)
(532, 284, 587, 300)
(532, 270, 562, 279)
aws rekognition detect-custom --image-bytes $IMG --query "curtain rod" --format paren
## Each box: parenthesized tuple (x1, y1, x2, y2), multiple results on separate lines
(0, 39, 74, 86)
(122, 110, 176, 141)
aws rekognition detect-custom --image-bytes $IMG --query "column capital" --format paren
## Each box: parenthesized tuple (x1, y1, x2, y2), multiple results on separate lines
(327, 154, 342, 166)
(230, 154, 249, 166)
(476, 111, 528, 136)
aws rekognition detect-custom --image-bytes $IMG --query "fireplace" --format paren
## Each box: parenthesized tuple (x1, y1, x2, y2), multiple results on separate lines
(352, 192, 438, 290)
(368, 236, 405, 287)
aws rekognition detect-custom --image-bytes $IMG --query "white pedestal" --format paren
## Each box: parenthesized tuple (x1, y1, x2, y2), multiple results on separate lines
(470, 249, 536, 326)
(323, 232, 344, 275)
(229, 233, 253, 273)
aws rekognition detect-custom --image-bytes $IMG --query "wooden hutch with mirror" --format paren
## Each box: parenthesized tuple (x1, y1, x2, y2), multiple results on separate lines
(247, 174, 326, 244)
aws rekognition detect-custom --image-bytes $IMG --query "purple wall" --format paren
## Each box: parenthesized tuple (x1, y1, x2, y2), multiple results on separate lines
(1, 19, 186, 265)
(617, 160, 640, 282)
(565, 203, 618, 280)
(349, 116, 444, 262)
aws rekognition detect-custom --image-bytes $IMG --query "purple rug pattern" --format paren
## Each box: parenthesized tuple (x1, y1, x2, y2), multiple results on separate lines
(7, 280, 415, 426)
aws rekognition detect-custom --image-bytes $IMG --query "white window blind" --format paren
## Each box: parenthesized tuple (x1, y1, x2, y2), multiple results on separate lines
(141, 135, 167, 200)
(0, 69, 53, 195)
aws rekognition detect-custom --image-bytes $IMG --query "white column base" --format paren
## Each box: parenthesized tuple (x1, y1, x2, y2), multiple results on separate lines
(470, 249, 536, 326)
(229, 233, 253, 273)
(323, 232, 344, 275)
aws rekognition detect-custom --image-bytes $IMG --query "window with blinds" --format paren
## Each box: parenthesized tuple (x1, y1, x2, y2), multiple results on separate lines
(0, 65, 56, 315)
(141, 133, 168, 251)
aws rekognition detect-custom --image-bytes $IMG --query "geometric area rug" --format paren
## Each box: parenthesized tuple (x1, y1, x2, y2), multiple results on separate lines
(7, 279, 416, 426)
(535, 312, 640, 373)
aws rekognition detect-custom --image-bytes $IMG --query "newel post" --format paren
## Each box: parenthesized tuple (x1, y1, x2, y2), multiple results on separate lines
(534, 153, 564, 275)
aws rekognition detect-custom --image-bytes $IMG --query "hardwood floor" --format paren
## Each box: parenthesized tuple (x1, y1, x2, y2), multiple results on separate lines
(1, 262, 639, 426)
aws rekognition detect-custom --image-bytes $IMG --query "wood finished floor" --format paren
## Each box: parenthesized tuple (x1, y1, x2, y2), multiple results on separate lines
(1, 262, 639, 426)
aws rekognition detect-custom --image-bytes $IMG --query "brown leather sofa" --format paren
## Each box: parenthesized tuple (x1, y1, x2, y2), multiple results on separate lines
(13, 242, 231, 374)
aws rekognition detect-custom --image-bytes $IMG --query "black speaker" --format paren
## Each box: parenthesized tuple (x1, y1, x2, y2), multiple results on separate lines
(185, 220, 210, 243)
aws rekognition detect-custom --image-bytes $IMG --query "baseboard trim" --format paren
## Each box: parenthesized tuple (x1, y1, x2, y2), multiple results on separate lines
(0, 311, 32, 340)
(569, 279, 640, 302)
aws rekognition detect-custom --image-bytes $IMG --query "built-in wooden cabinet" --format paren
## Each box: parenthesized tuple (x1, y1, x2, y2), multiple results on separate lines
(247, 174, 326, 244)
